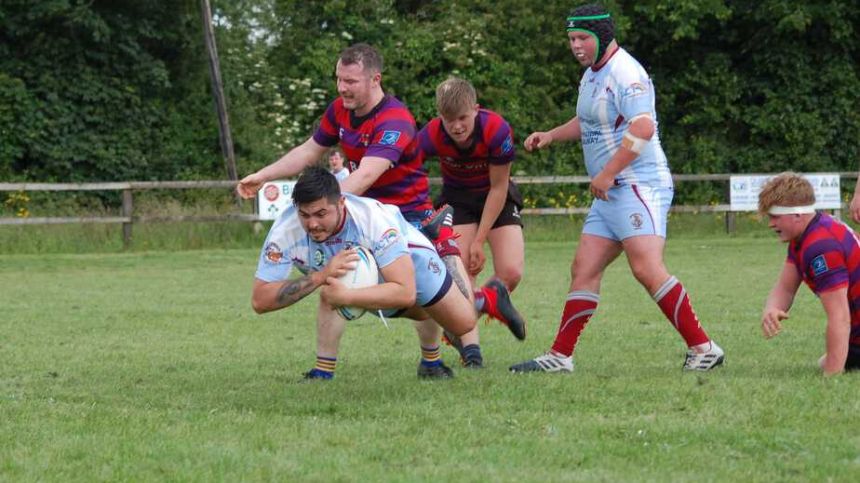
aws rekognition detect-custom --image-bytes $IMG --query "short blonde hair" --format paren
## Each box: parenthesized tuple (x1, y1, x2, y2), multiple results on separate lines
(435, 77, 477, 118)
(757, 172, 815, 216)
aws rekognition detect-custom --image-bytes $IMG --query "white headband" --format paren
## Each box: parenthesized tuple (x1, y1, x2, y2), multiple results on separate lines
(768, 204, 816, 215)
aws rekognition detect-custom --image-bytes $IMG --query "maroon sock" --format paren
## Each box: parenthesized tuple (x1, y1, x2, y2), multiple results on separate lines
(653, 276, 710, 347)
(550, 291, 600, 357)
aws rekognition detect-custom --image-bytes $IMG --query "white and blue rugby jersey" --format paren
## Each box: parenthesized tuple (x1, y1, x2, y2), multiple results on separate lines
(255, 193, 433, 283)
(576, 48, 673, 189)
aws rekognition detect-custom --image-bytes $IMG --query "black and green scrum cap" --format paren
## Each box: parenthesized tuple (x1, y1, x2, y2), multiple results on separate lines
(565, 6, 614, 64)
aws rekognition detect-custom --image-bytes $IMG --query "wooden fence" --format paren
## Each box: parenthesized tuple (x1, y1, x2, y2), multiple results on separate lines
(1, 174, 856, 248)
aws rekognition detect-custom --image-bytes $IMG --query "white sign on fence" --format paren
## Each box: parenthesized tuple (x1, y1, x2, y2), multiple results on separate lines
(256, 180, 296, 220)
(729, 173, 841, 212)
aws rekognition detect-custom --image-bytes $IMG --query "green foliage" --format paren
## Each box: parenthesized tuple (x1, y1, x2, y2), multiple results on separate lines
(1, 0, 858, 190)
(0, 0, 216, 182)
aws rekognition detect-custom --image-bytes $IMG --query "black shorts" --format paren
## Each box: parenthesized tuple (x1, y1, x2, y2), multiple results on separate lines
(435, 182, 524, 228)
(846, 345, 860, 371)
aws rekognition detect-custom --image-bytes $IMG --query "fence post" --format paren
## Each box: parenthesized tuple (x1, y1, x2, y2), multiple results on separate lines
(724, 180, 735, 234)
(122, 189, 134, 249)
(725, 212, 735, 234)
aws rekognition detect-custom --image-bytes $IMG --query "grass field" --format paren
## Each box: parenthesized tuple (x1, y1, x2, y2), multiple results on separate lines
(2, 229, 859, 481)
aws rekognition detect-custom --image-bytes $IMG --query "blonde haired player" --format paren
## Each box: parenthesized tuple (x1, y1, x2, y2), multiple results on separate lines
(417, 77, 526, 367)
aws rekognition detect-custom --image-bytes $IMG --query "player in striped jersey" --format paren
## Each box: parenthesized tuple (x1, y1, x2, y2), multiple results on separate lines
(236, 43, 430, 220)
(237, 44, 523, 359)
(510, 4, 723, 374)
(759, 172, 860, 374)
(417, 77, 526, 367)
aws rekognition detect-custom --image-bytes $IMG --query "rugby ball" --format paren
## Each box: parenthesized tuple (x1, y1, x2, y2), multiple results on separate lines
(335, 246, 379, 320)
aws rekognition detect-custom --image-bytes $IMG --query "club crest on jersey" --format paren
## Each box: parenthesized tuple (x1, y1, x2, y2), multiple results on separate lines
(374, 228, 400, 253)
(338, 127, 345, 139)
(379, 130, 401, 146)
(360, 133, 371, 146)
(313, 248, 325, 267)
(811, 255, 829, 276)
(265, 242, 283, 263)
(629, 213, 644, 230)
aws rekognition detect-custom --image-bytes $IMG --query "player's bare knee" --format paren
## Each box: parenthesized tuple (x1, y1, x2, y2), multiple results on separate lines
(495, 267, 523, 291)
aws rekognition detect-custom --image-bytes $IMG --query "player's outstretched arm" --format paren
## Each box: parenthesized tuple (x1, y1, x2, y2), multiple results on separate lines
(339, 156, 390, 196)
(251, 249, 359, 313)
(523, 117, 581, 152)
(321, 254, 416, 310)
(237, 137, 328, 199)
(818, 287, 851, 376)
(761, 262, 802, 338)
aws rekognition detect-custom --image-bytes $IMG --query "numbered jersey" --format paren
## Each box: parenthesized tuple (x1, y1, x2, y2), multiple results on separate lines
(576, 47, 672, 189)
(787, 212, 860, 347)
(255, 193, 433, 283)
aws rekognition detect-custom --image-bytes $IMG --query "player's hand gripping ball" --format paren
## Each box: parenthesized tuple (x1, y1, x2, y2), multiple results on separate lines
(335, 246, 379, 320)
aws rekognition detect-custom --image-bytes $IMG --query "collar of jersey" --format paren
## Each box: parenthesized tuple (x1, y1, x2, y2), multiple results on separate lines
(590, 44, 621, 72)
(349, 94, 390, 129)
(792, 211, 822, 248)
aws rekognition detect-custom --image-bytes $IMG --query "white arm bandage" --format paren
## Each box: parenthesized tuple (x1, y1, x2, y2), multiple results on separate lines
(621, 131, 648, 154)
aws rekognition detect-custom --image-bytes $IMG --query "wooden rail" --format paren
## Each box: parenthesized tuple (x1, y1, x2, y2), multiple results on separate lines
(1, 174, 856, 248)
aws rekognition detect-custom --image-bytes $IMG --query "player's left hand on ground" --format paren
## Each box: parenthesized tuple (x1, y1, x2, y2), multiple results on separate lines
(320, 276, 351, 307)
(468, 241, 486, 276)
(761, 308, 788, 338)
(590, 172, 614, 201)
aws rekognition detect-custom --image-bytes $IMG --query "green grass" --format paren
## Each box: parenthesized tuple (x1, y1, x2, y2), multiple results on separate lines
(0, 211, 783, 255)
(2, 236, 859, 481)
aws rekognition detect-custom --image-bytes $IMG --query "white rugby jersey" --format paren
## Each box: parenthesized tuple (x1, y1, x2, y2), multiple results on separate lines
(255, 193, 433, 282)
(576, 47, 673, 189)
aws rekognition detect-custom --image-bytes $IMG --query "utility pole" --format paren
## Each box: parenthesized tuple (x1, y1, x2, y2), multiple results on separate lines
(200, 0, 241, 204)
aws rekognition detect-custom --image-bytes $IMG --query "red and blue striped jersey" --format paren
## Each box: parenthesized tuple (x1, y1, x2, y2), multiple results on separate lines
(417, 109, 515, 193)
(787, 212, 860, 347)
(313, 95, 431, 213)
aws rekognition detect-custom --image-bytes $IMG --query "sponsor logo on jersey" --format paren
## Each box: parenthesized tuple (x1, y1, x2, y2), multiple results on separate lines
(501, 135, 513, 154)
(380, 130, 401, 146)
(291, 256, 306, 267)
(313, 248, 325, 267)
(629, 213, 644, 230)
(811, 254, 829, 276)
(625, 82, 647, 97)
(338, 127, 345, 139)
(265, 242, 283, 262)
(374, 228, 400, 253)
